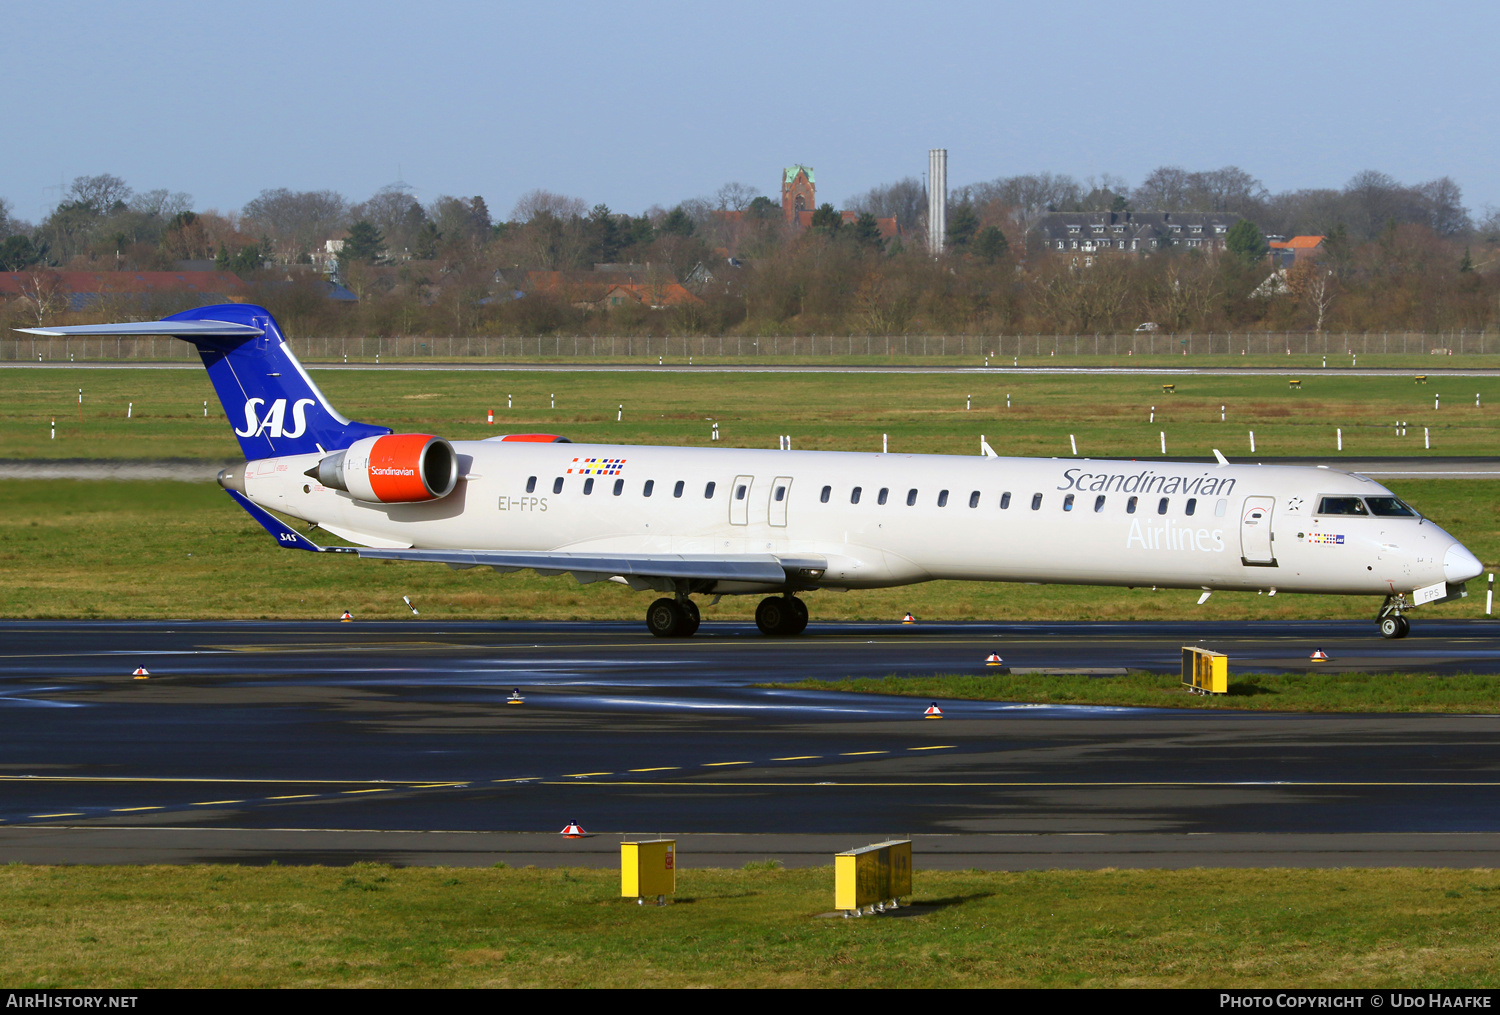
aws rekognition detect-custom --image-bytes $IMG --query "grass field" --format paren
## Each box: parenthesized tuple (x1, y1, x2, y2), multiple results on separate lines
(3, 864, 1498, 988)
(1, 477, 1494, 622)
(3, 365, 1499, 460)
(769, 671, 1500, 713)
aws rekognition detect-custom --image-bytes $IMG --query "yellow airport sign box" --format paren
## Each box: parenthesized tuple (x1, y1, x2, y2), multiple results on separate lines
(1182, 646, 1228, 695)
(835, 839, 912, 915)
(621, 839, 676, 902)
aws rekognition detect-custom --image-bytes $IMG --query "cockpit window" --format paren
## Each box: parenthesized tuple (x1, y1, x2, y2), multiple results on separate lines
(1317, 496, 1368, 515)
(1365, 496, 1417, 517)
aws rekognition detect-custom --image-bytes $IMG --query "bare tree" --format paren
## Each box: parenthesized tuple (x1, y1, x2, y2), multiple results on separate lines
(846, 177, 927, 232)
(18, 271, 68, 326)
(68, 173, 132, 212)
(130, 189, 193, 218)
(511, 189, 587, 223)
(1287, 260, 1336, 331)
(1134, 166, 1193, 211)
(242, 188, 350, 260)
(714, 182, 761, 211)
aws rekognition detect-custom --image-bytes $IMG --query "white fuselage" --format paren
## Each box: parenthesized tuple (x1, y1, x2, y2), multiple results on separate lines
(240, 440, 1474, 598)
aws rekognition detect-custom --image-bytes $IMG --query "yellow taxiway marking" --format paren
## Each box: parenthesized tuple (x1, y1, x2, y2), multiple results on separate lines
(491, 777, 536, 783)
(907, 745, 956, 751)
(702, 761, 752, 767)
(268, 794, 318, 800)
(191, 800, 244, 806)
(563, 772, 612, 778)
(111, 806, 163, 813)
(414, 783, 466, 788)
(839, 750, 889, 756)
(30, 813, 83, 819)
(628, 767, 681, 772)
(772, 756, 822, 761)
(341, 788, 390, 795)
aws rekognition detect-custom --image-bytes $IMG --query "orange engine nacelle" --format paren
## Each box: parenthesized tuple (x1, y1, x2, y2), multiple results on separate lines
(312, 434, 459, 503)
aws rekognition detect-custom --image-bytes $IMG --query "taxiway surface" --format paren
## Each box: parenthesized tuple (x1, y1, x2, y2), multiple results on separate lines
(3, 619, 1499, 868)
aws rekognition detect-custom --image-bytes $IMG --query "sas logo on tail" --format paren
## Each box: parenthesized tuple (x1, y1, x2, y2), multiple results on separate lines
(235, 398, 316, 439)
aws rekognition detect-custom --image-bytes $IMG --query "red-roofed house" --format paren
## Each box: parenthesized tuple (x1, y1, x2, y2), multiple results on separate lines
(1269, 235, 1325, 268)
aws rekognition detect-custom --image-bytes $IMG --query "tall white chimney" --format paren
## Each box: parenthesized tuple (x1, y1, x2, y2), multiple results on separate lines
(928, 148, 947, 255)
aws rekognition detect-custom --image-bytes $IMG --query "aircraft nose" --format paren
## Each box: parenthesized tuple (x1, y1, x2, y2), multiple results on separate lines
(1444, 543, 1484, 584)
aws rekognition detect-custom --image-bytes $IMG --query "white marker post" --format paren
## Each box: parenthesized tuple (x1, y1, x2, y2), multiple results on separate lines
(966, 395, 971, 411)
(882, 433, 888, 454)
(1425, 427, 1430, 449)
(1221, 405, 1225, 421)
(1488, 573, 1494, 616)
(617, 404, 623, 422)
(1160, 431, 1166, 455)
(203, 400, 208, 417)
(508, 394, 512, 409)
(1337, 428, 1342, 451)
(50, 418, 55, 440)
(1006, 393, 1011, 409)
(127, 402, 132, 419)
(1436, 394, 1441, 410)
(1070, 434, 1078, 456)
(551, 393, 555, 409)
(1249, 431, 1256, 453)
(1150, 406, 1155, 423)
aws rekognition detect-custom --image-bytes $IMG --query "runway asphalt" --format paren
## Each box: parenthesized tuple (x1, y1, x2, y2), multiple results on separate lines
(3, 619, 1500, 869)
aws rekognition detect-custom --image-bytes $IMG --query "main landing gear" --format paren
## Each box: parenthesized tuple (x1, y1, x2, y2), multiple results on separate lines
(755, 595, 808, 636)
(646, 596, 700, 638)
(1377, 596, 1411, 639)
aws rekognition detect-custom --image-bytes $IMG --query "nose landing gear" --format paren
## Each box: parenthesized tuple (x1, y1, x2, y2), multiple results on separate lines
(1377, 595, 1411, 639)
(756, 595, 808, 636)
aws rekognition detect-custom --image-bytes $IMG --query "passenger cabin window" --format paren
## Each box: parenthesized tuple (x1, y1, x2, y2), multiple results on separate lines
(643, 480, 654, 497)
(673, 480, 684, 498)
(775, 485, 786, 502)
(1094, 495, 1106, 512)
(583, 478, 594, 495)
(704, 481, 716, 499)
(851, 486, 862, 504)
(1127, 496, 1138, 514)
(1063, 494, 1074, 511)
(820, 485, 831, 503)
(735, 484, 748, 500)
(1365, 496, 1416, 517)
(1000, 492, 1011, 509)
(553, 477, 564, 494)
(1157, 497, 1169, 515)
(878, 488, 889, 505)
(1318, 496, 1368, 515)
(906, 488, 918, 506)
(1031, 493, 1042, 510)
(937, 490, 949, 507)
(1185, 498, 1196, 516)
(613, 479, 624, 496)
(969, 491, 980, 508)
(526, 476, 537, 493)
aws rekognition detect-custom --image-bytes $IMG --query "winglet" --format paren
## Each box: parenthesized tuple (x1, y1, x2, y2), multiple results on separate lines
(225, 489, 343, 553)
(1213, 449, 1229, 466)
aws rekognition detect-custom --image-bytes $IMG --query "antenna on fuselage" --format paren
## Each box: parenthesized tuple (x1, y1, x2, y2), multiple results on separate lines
(1213, 449, 1229, 466)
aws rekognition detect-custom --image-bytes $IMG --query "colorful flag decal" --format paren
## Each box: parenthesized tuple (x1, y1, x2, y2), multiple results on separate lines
(567, 457, 627, 476)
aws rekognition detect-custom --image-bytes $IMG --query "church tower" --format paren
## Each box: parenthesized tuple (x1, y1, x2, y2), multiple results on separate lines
(781, 165, 815, 225)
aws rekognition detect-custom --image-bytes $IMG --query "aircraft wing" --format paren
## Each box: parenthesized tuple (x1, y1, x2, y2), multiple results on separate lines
(226, 490, 823, 585)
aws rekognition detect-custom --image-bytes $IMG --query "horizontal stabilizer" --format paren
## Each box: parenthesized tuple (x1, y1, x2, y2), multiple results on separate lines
(225, 490, 349, 554)
(16, 320, 265, 338)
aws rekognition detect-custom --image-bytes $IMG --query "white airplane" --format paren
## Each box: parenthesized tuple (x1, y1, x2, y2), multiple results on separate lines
(24, 304, 1484, 639)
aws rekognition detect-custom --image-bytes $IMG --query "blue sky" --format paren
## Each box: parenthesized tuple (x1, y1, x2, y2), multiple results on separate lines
(5, 0, 1497, 222)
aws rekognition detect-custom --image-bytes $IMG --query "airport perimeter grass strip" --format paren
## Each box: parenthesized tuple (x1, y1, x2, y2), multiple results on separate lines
(1, 865, 1498, 988)
(768, 672, 1500, 713)
(1, 478, 1496, 622)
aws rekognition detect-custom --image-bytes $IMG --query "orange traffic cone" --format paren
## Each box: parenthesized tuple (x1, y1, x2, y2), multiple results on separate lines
(132, 666, 150, 678)
(902, 612, 916, 624)
(1309, 649, 1329, 661)
(923, 702, 943, 718)
(340, 610, 353, 622)
(561, 821, 585, 838)
(487, 409, 495, 425)
(985, 653, 1003, 666)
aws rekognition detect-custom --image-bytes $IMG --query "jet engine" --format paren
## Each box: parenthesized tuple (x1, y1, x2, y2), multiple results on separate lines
(309, 434, 458, 504)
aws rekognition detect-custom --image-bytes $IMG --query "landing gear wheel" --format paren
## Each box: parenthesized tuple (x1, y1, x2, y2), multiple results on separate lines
(647, 597, 685, 637)
(756, 596, 808, 636)
(679, 598, 701, 637)
(1396, 615, 1410, 638)
(1379, 615, 1409, 639)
